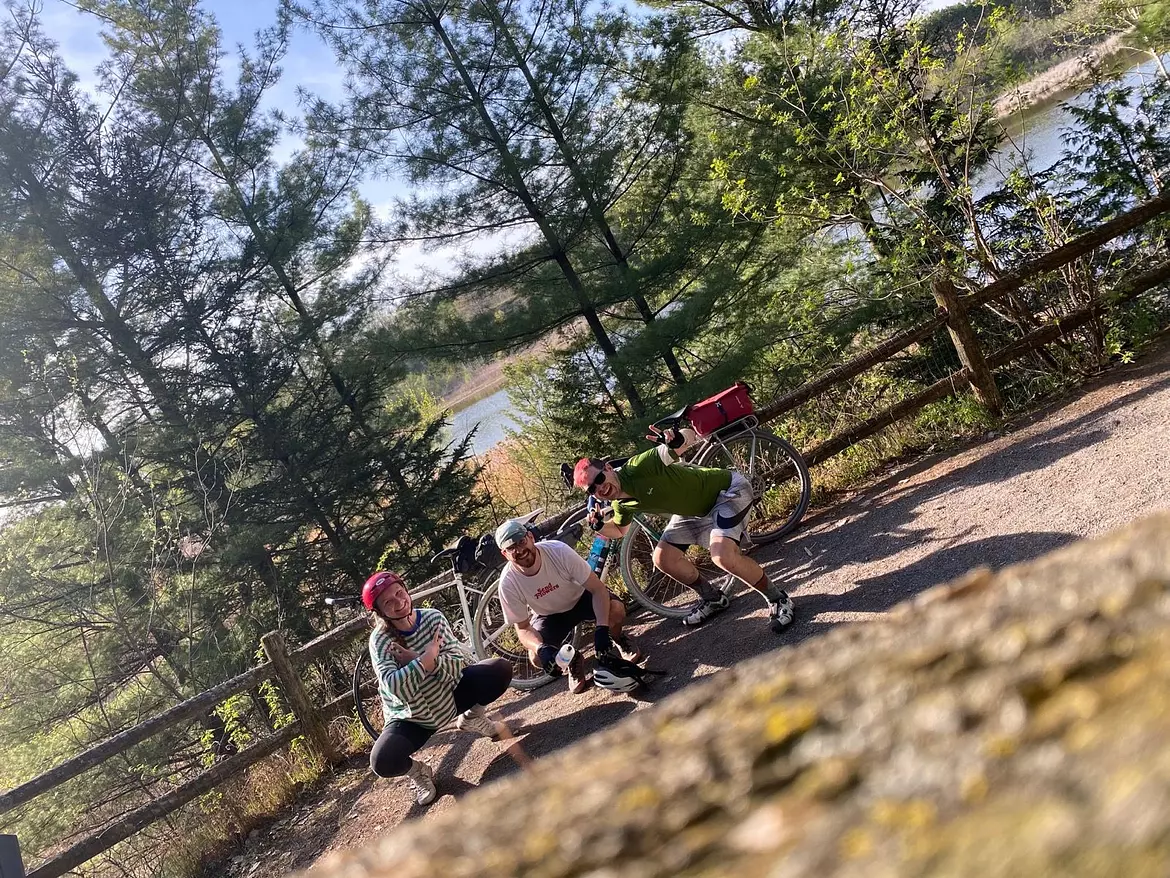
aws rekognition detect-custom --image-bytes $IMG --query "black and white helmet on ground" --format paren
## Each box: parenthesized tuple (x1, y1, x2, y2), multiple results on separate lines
(593, 653, 646, 693)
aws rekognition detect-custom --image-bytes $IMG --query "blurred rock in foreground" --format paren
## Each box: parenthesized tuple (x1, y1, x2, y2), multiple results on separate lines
(302, 512, 1170, 878)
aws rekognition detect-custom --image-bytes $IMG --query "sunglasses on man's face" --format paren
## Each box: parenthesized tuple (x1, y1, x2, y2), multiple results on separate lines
(585, 469, 607, 495)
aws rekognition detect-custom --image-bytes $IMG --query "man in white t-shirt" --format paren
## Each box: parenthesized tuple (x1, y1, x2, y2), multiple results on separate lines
(495, 518, 643, 694)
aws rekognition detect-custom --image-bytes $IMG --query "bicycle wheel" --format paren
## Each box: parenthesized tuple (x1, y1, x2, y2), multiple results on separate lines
(696, 430, 811, 544)
(618, 516, 711, 619)
(471, 579, 556, 691)
(352, 650, 385, 741)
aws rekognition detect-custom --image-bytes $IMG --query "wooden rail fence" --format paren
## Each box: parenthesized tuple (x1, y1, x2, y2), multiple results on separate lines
(3, 189, 1169, 878)
(0, 616, 370, 878)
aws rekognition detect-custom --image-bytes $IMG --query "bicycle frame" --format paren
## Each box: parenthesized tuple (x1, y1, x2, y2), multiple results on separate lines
(406, 570, 491, 649)
(580, 499, 664, 577)
(681, 413, 761, 460)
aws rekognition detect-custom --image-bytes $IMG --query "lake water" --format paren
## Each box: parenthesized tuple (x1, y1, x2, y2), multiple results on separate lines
(450, 387, 519, 455)
(977, 55, 1166, 196)
(450, 58, 1163, 457)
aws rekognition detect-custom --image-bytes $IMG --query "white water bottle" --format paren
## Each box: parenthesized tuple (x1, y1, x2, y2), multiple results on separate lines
(555, 643, 576, 672)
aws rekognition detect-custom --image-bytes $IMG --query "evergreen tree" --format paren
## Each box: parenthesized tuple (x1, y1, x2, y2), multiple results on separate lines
(0, 4, 484, 857)
(288, 0, 719, 416)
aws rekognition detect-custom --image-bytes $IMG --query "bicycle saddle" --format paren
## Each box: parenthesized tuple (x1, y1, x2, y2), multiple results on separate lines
(650, 407, 689, 429)
(431, 534, 478, 574)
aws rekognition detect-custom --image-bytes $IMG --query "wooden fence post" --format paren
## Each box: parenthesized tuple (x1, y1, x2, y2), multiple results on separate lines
(260, 632, 340, 765)
(0, 835, 25, 878)
(932, 275, 1003, 416)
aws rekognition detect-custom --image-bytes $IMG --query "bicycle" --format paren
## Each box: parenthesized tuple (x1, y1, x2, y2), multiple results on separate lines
(326, 510, 550, 741)
(555, 473, 710, 620)
(562, 396, 812, 620)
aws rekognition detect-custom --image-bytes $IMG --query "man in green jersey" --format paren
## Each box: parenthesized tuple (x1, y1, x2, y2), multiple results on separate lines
(572, 427, 795, 632)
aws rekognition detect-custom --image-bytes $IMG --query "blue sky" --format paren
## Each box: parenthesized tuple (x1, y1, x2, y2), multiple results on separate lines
(41, 0, 432, 267)
(45, 0, 343, 109)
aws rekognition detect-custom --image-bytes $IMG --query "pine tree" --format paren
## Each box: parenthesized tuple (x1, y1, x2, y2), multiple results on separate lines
(287, 0, 715, 415)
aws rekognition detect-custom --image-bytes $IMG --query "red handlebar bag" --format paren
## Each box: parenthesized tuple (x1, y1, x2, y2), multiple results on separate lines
(687, 382, 754, 437)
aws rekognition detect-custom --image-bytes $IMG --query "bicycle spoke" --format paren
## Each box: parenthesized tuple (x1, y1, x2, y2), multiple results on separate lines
(618, 518, 709, 618)
(482, 625, 509, 648)
(701, 431, 810, 543)
(472, 579, 554, 690)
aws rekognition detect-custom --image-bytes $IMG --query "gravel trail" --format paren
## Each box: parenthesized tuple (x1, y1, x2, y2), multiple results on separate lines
(215, 335, 1170, 878)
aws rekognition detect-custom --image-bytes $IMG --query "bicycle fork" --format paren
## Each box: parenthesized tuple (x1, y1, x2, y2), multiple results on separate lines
(453, 572, 480, 661)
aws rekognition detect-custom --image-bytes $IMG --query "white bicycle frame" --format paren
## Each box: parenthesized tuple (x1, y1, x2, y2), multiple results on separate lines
(405, 568, 494, 659)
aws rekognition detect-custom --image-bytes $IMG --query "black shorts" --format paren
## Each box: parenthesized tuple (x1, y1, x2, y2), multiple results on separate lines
(529, 590, 616, 647)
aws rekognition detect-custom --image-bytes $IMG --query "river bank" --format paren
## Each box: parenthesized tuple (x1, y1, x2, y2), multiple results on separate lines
(440, 361, 510, 413)
(441, 321, 581, 414)
(993, 33, 1154, 118)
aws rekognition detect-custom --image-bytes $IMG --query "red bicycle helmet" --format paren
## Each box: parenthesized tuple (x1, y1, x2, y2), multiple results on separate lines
(362, 571, 405, 611)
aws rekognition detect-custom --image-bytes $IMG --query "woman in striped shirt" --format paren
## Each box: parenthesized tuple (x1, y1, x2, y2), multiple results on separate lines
(363, 570, 513, 805)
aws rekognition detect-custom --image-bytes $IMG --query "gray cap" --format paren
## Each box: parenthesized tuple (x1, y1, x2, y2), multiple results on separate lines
(494, 518, 530, 550)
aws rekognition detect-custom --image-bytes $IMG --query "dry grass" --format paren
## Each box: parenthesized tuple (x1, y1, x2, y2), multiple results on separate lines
(993, 33, 1136, 118)
(473, 440, 563, 521)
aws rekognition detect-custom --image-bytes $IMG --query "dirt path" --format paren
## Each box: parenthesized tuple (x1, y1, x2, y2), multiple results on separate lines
(217, 336, 1170, 878)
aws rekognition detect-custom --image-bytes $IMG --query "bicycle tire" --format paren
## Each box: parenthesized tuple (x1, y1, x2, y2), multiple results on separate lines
(618, 517, 711, 619)
(471, 578, 557, 690)
(352, 650, 385, 741)
(696, 430, 811, 544)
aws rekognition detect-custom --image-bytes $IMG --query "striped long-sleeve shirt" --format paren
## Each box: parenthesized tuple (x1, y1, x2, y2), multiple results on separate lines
(369, 608, 470, 730)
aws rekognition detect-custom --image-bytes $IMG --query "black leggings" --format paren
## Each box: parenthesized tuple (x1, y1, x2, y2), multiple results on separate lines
(369, 658, 512, 778)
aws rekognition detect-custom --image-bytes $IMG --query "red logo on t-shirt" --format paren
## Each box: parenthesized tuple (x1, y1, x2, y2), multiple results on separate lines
(534, 583, 559, 600)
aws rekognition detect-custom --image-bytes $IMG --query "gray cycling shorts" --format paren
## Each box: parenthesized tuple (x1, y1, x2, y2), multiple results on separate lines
(660, 471, 753, 548)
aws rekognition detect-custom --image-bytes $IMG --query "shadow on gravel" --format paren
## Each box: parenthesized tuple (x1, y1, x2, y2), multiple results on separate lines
(505, 700, 638, 758)
(787, 521, 1078, 586)
(854, 531, 1078, 593)
(770, 369, 1170, 584)
(729, 356, 1170, 659)
(836, 368, 1170, 522)
(492, 677, 575, 720)
(797, 531, 1079, 620)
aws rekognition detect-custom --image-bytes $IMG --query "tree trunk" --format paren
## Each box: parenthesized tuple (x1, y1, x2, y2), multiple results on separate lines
(483, 1, 686, 386)
(421, 0, 646, 417)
